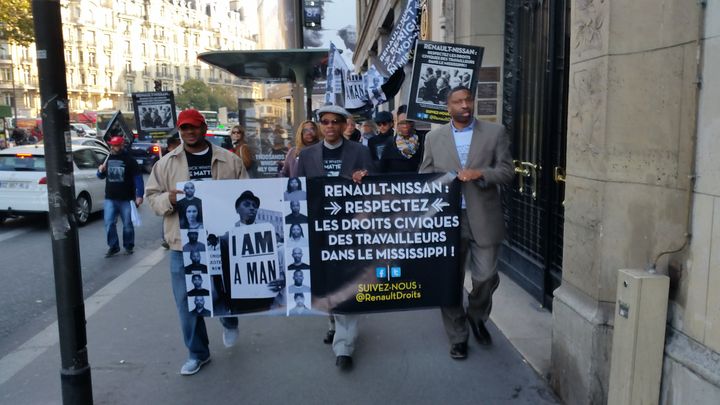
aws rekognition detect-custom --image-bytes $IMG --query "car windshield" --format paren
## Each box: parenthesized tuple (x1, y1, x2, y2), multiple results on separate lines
(206, 135, 232, 149)
(0, 154, 46, 171)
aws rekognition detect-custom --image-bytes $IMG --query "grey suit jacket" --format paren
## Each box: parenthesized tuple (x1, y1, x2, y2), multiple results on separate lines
(296, 140, 375, 178)
(419, 119, 514, 246)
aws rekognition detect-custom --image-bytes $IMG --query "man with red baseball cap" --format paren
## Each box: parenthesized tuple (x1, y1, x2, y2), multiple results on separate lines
(145, 109, 248, 375)
(97, 135, 144, 257)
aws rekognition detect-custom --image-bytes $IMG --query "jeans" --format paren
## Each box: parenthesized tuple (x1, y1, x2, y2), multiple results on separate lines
(169, 250, 238, 361)
(103, 199, 134, 250)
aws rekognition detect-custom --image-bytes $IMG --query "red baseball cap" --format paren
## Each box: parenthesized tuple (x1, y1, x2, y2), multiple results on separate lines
(177, 109, 206, 127)
(108, 136, 125, 146)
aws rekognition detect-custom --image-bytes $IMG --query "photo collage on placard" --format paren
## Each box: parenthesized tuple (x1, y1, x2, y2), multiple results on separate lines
(284, 177, 312, 316)
(178, 181, 213, 317)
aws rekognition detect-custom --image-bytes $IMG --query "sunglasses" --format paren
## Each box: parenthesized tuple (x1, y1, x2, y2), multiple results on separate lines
(320, 119, 344, 126)
(377, 121, 392, 125)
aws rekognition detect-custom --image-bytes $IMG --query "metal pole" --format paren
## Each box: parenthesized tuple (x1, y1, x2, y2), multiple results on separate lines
(32, 1, 93, 403)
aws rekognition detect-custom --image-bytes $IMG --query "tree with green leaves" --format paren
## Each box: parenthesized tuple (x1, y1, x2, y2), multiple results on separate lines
(0, 0, 34, 46)
(175, 79, 238, 112)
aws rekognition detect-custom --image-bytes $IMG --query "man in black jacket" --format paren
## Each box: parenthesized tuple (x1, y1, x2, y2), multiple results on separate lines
(297, 105, 373, 372)
(367, 111, 394, 163)
(97, 136, 144, 257)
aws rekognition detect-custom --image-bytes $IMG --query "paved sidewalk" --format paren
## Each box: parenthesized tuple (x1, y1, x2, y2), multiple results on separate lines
(0, 251, 559, 405)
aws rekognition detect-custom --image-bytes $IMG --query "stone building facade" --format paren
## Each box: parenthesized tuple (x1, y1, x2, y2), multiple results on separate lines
(0, 0, 260, 118)
(354, 0, 720, 403)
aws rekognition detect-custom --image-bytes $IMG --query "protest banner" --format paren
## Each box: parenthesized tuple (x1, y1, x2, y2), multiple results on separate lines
(377, 0, 421, 77)
(178, 173, 462, 317)
(306, 173, 462, 313)
(131, 91, 177, 140)
(406, 41, 484, 124)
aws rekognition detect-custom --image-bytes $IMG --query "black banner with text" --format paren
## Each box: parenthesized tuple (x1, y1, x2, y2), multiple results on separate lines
(180, 173, 462, 316)
(306, 173, 462, 313)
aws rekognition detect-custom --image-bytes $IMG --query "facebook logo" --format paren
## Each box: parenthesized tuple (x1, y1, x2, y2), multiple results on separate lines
(390, 267, 402, 278)
(376, 267, 387, 279)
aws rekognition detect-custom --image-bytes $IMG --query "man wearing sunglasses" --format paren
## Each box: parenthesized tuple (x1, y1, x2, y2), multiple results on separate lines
(146, 109, 248, 376)
(297, 105, 374, 372)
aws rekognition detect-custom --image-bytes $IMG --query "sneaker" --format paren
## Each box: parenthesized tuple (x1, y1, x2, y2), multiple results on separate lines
(104, 246, 120, 258)
(161, 239, 170, 249)
(125, 246, 134, 255)
(180, 357, 211, 375)
(335, 355, 353, 371)
(223, 327, 239, 348)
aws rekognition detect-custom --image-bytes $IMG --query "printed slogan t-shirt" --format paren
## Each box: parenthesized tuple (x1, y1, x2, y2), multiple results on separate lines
(322, 143, 343, 177)
(105, 153, 140, 200)
(185, 145, 212, 180)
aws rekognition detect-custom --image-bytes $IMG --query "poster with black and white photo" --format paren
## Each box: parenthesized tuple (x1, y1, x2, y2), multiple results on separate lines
(406, 41, 484, 124)
(131, 91, 177, 140)
(179, 173, 463, 316)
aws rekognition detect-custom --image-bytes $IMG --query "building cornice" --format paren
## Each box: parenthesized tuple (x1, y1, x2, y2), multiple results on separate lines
(353, 0, 398, 69)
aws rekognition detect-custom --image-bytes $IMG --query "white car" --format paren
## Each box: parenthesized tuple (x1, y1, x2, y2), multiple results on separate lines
(69, 123, 97, 138)
(70, 136, 109, 152)
(0, 144, 109, 225)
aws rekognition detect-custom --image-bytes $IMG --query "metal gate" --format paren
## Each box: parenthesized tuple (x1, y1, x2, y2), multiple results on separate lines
(499, 0, 569, 308)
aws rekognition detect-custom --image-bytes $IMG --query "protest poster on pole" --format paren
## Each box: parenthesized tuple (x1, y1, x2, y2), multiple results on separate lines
(406, 41, 484, 124)
(131, 91, 177, 140)
(377, 0, 421, 77)
(237, 98, 292, 178)
(178, 173, 462, 317)
(101, 110, 134, 146)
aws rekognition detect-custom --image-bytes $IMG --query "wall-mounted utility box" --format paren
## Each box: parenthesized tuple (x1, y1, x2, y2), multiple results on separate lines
(608, 269, 670, 405)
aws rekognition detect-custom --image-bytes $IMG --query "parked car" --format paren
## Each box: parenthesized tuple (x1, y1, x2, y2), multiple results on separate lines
(0, 144, 109, 225)
(205, 130, 233, 151)
(69, 122, 97, 138)
(70, 136, 109, 152)
(129, 140, 164, 173)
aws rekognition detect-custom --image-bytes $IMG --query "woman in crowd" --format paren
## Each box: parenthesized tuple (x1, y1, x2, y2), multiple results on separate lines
(281, 120, 320, 178)
(231, 125, 256, 175)
(379, 120, 424, 174)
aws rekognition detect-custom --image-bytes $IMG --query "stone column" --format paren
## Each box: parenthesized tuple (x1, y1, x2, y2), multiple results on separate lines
(551, 1, 700, 404)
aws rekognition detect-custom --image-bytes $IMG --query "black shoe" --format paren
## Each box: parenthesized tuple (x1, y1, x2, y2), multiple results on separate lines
(450, 342, 468, 359)
(335, 355, 353, 371)
(125, 246, 134, 255)
(161, 239, 169, 249)
(323, 330, 335, 344)
(105, 247, 120, 258)
(468, 317, 492, 346)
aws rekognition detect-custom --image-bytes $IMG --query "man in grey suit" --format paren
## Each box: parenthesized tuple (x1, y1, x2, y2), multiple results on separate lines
(419, 86, 514, 359)
(297, 104, 374, 371)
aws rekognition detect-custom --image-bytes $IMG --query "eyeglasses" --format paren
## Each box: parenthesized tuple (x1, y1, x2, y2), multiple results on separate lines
(320, 119, 344, 126)
(231, 130, 243, 134)
(301, 128, 315, 134)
